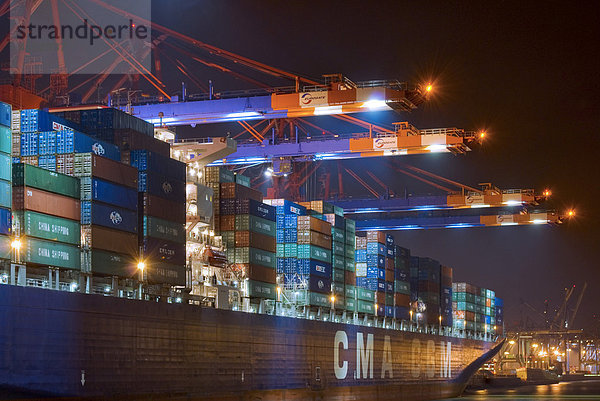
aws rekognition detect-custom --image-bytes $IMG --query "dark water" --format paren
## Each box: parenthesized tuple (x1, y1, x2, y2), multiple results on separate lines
(441, 380, 600, 400)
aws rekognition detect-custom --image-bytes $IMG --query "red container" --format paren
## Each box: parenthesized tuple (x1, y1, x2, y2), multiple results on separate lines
(344, 270, 355, 286)
(376, 291, 385, 305)
(142, 194, 186, 224)
(219, 215, 235, 232)
(386, 257, 394, 270)
(87, 154, 138, 189)
(418, 280, 439, 293)
(366, 231, 386, 244)
(13, 186, 80, 221)
(297, 216, 331, 235)
(82, 225, 138, 256)
(219, 183, 262, 201)
(385, 269, 394, 282)
(395, 293, 410, 307)
(234, 231, 276, 253)
(235, 263, 276, 284)
(297, 229, 331, 249)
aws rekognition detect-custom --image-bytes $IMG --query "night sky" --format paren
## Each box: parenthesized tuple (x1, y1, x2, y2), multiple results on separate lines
(4, 1, 600, 330)
(152, 1, 600, 331)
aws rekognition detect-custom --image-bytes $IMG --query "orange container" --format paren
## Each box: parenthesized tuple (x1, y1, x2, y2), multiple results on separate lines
(13, 186, 80, 221)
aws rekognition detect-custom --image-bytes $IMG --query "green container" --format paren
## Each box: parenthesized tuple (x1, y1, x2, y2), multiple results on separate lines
(0, 234, 10, 259)
(12, 163, 80, 199)
(0, 179, 11, 208)
(83, 249, 132, 276)
(345, 284, 356, 299)
(344, 246, 355, 259)
(345, 298, 356, 312)
(226, 249, 235, 263)
(235, 215, 276, 237)
(331, 227, 345, 242)
(334, 296, 345, 309)
(245, 279, 277, 299)
(234, 247, 276, 268)
(395, 256, 409, 270)
(24, 238, 80, 269)
(465, 293, 476, 303)
(345, 218, 355, 231)
(332, 241, 345, 256)
(357, 299, 375, 314)
(453, 292, 467, 302)
(284, 243, 297, 258)
(394, 280, 410, 294)
(297, 244, 331, 263)
(344, 258, 355, 271)
(332, 268, 345, 284)
(331, 254, 345, 269)
(475, 295, 485, 305)
(143, 216, 186, 244)
(234, 173, 251, 187)
(357, 287, 375, 302)
(276, 243, 285, 257)
(466, 302, 476, 312)
(456, 301, 466, 311)
(333, 282, 345, 295)
(309, 292, 330, 307)
(466, 321, 476, 331)
(0, 153, 10, 182)
(485, 306, 492, 316)
(345, 233, 355, 246)
(0, 125, 10, 154)
(14, 211, 80, 245)
(221, 231, 235, 248)
(220, 168, 235, 183)
(385, 293, 394, 305)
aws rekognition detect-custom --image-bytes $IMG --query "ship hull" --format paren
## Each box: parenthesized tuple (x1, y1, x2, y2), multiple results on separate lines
(0, 285, 500, 400)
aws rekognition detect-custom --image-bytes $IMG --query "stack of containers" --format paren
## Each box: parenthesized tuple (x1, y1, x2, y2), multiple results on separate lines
(75, 153, 140, 279)
(265, 198, 306, 280)
(393, 246, 411, 320)
(344, 218, 357, 313)
(14, 109, 121, 175)
(411, 256, 442, 324)
(12, 164, 81, 270)
(353, 235, 376, 315)
(203, 166, 234, 234)
(0, 102, 12, 261)
(323, 204, 346, 311)
(229, 188, 277, 301)
(357, 231, 386, 316)
(383, 234, 395, 318)
(495, 297, 504, 336)
(131, 150, 187, 286)
(440, 266, 453, 326)
(478, 287, 496, 333)
(452, 282, 478, 331)
(296, 215, 334, 308)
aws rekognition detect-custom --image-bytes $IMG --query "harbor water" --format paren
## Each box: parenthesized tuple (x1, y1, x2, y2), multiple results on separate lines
(440, 380, 600, 400)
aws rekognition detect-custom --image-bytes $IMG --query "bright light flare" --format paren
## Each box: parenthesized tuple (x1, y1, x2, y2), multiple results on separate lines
(10, 238, 21, 251)
(543, 189, 552, 197)
(567, 209, 575, 217)
(426, 85, 433, 92)
(479, 131, 486, 139)
(137, 261, 145, 271)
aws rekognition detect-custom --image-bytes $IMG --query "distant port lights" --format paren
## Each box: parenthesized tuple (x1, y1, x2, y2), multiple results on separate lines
(567, 209, 576, 217)
(543, 189, 552, 197)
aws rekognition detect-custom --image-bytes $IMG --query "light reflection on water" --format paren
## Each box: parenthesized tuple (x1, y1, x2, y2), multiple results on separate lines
(442, 380, 600, 400)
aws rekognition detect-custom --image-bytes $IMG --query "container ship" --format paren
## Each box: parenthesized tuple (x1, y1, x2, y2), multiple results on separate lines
(0, 102, 504, 400)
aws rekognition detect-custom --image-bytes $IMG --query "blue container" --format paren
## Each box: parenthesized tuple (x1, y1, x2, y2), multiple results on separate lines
(12, 157, 20, 164)
(0, 207, 11, 235)
(386, 234, 394, 247)
(284, 257, 297, 274)
(38, 131, 57, 155)
(366, 242, 386, 255)
(38, 155, 56, 172)
(309, 259, 332, 278)
(276, 258, 285, 274)
(284, 214, 298, 228)
(138, 172, 185, 203)
(395, 306, 410, 320)
(142, 237, 186, 266)
(80, 201, 137, 234)
(276, 215, 285, 229)
(377, 279, 386, 292)
(275, 200, 306, 216)
(355, 249, 367, 263)
(276, 230, 284, 243)
(394, 268, 408, 281)
(20, 109, 52, 133)
(284, 229, 297, 243)
(366, 265, 378, 278)
(308, 275, 331, 294)
(0, 179, 11, 208)
(385, 305, 394, 318)
(356, 277, 378, 291)
(366, 254, 385, 268)
(0, 102, 10, 127)
(20, 133, 38, 156)
(73, 131, 120, 161)
(130, 150, 186, 182)
(496, 297, 503, 307)
(485, 315, 491, 324)
(82, 178, 138, 211)
(240, 199, 276, 222)
(386, 281, 394, 293)
(386, 246, 395, 258)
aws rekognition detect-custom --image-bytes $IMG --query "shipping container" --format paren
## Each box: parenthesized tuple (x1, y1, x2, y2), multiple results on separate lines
(309, 200, 335, 214)
(81, 225, 138, 256)
(296, 244, 331, 263)
(13, 211, 80, 245)
(0, 125, 10, 154)
(366, 231, 386, 244)
(24, 237, 80, 269)
(130, 150, 186, 181)
(0, 102, 10, 127)
(203, 166, 235, 184)
(146, 261, 186, 286)
(13, 163, 80, 199)
(74, 153, 138, 189)
(138, 171, 186, 203)
(234, 231, 276, 253)
(143, 216, 186, 244)
(297, 216, 331, 235)
(0, 207, 11, 235)
(0, 179, 11, 209)
(0, 234, 10, 259)
(357, 300, 375, 314)
(13, 187, 80, 221)
(80, 178, 138, 211)
(220, 182, 262, 201)
(142, 236, 186, 265)
(263, 198, 306, 216)
(141, 193, 186, 224)
(234, 247, 276, 269)
(81, 201, 137, 234)
(234, 215, 276, 237)
(323, 213, 344, 229)
(81, 249, 134, 277)
(296, 229, 331, 249)
(245, 279, 277, 300)
(237, 263, 276, 283)
(308, 275, 332, 294)
(296, 258, 332, 278)
(235, 199, 276, 221)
